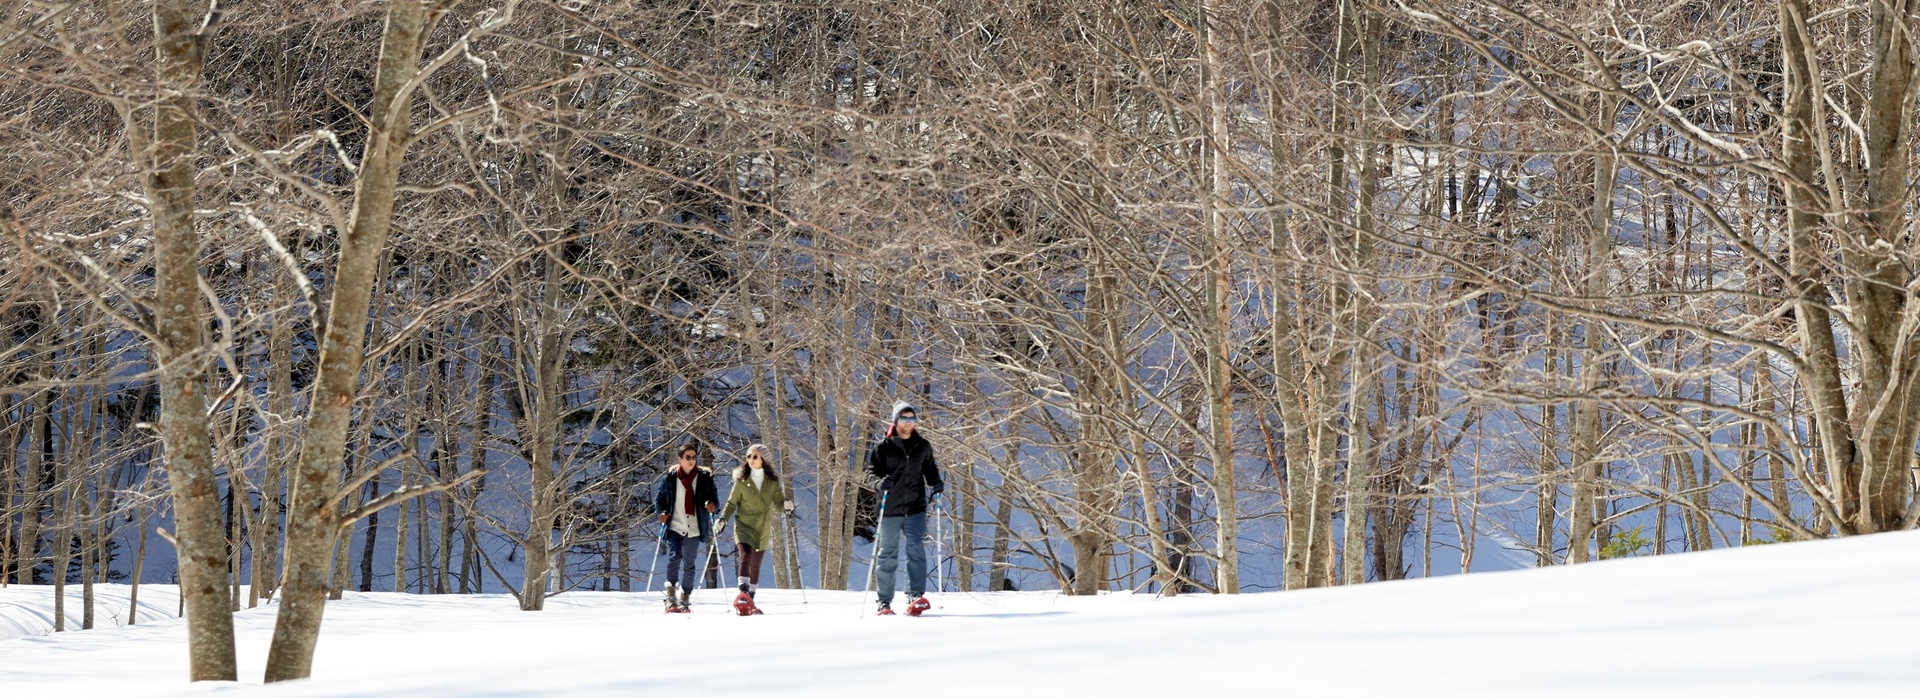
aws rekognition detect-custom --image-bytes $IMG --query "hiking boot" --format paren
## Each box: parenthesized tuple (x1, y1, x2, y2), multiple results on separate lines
(876, 600, 895, 616)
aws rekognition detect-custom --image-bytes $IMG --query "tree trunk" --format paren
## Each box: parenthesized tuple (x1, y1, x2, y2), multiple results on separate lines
(987, 496, 1013, 591)
(1067, 248, 1123, 596)
(15, 386, 44, 587)
(266, 0, 434, 680)
(1566, 94, 1618, 564)
(141, 0, 236, 679)
(1339, 3, 1382, 586)
(436, 445, 454, 594)
(130, 504, 149, 625)
(251, 263, 294, 606)
(359, 479, 379, 592)
(1198, 0, 1238, 595)
(394, 474, 410, 593)
(1536, 318, 1560, 565)
(54, 438, 69, 632)
(1847, 0, 1920, 533)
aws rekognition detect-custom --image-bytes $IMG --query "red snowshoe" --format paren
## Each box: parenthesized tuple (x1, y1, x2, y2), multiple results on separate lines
(876, 602, 896, 616)
(733, 592, 759, 616)
(904, 596, 931, 617)
(665, 589, 691, 613)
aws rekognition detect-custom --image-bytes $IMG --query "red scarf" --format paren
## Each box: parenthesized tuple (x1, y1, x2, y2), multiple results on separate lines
(676, 468, 699, 515)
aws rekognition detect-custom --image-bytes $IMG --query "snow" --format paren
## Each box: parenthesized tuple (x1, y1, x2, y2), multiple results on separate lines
(0, 584, 181, 640)
(4, 531, 1919, 696)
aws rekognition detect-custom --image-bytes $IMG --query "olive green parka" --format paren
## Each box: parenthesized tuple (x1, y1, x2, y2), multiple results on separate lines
(718, 465, 788, 550)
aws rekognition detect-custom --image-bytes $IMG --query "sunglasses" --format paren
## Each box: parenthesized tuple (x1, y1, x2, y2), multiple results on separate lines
(897, 416, 917, 423)
(679, 454, 697, 460)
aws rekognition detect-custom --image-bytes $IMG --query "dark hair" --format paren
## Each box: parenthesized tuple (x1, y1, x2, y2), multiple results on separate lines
(678, 443, 699, 458)
(737, 444, 780, 483)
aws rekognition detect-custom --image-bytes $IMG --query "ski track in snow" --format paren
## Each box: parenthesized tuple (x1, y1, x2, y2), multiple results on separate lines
(2, 531, 1918, 696)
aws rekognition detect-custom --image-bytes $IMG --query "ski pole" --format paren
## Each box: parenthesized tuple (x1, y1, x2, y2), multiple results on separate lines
(860, 490, 888, 617)
(644, 524, 665, 593)
(703, 518, 727, 598)
(933, 494, 944, 596)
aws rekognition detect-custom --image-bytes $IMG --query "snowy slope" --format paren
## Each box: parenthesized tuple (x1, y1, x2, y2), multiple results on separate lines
(3, 531, 1917, 696)
(0, 584, 182, 640)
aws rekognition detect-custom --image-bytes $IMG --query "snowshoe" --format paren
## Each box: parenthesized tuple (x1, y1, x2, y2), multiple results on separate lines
(733, 592, 758, 616)
(905, 596, 931, 617)
(876, 601, 896, 616)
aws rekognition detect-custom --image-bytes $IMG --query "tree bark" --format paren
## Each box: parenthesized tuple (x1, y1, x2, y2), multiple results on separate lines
(1847, 0, 1919, 533)
(141, 0, 236, 679)
(1566, 94, 1617, 564)
(1198, 0, 1238, 595)
(266, 0, 435, 681)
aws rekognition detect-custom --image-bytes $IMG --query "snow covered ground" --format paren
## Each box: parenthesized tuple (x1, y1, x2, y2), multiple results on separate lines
(3, 530, 1918, 696)
(0, 583, 182, 640)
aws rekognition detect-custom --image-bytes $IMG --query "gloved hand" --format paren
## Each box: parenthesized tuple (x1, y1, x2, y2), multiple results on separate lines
(658, 513, 669, 525)
(865, 473, 892, 491)
(783, 500, 795, 513)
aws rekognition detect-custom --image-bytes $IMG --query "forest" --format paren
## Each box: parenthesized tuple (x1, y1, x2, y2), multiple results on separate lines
(4, 0, 1917, 682)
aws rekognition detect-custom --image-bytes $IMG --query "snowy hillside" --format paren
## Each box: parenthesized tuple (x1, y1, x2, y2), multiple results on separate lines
(3, 531, 1918, 696)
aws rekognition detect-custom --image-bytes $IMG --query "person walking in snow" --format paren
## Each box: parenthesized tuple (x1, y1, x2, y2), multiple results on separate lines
(866, 401, 944, 616)
(717, 444, 794, 615)
(654, 442, 719, 613)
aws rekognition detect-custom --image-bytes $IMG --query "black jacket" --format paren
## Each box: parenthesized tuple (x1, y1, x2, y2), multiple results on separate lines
(866, 433, 944, 517)
(652, 467, 720, 542)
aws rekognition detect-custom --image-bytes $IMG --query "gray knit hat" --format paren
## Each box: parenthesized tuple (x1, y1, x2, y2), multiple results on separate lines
(891, 401, 917, 424)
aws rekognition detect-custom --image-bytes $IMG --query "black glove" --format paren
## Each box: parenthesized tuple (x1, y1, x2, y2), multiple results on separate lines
(866, 473, 892, 491)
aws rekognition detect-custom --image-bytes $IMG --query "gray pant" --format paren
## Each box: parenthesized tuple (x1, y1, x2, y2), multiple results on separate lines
(663, 530, 703, 591)
(875, 513, 928, 604)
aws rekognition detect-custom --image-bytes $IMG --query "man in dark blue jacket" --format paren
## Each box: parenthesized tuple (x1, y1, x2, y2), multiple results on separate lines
(866, 401, 944, 615)
(653, 443, 718, 612)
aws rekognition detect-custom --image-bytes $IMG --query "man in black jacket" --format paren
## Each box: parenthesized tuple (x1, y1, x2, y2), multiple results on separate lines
(653, 443, 718, 612)
(866, 401, 944, 615)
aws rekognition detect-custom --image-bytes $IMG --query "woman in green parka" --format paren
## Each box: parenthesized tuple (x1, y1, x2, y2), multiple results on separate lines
(718, 443, 792, 613)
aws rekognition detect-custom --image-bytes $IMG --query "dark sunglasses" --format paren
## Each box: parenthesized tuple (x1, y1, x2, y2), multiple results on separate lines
(897, 416, 917, 423)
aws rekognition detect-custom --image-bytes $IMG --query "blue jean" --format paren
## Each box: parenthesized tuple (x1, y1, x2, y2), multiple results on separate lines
(663, 530, 703, 592)
(875, 513, 927, 604)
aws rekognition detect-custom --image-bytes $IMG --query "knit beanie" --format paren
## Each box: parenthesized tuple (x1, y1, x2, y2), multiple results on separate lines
(886, 401, 919, 439)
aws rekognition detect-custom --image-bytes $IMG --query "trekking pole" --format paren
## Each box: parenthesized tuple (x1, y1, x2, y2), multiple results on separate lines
(933, 494, 945, 596)
(703, 518, 728, 601)
(644, 524, 665, 593)
(860, 490, 889, 617)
